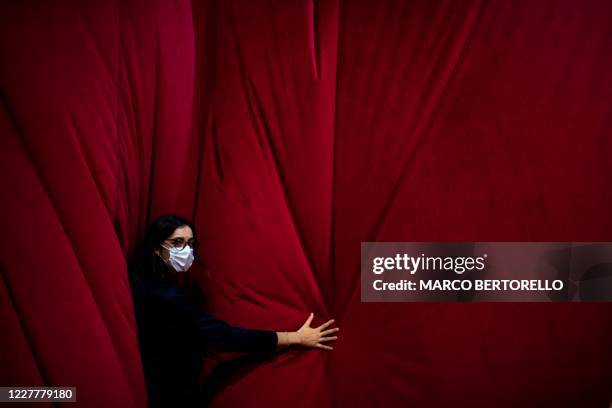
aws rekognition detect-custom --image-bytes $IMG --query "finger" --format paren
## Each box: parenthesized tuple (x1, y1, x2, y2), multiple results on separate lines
(316, 318, 335, 330)
(321, 328, 340, 336)
(317, 343, 333, 351)
(304, 312, 314, 327)
(318, 336, 338, 342)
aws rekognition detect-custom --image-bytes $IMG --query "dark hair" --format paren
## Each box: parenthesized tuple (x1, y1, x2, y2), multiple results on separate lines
(128, 214, 197, 286)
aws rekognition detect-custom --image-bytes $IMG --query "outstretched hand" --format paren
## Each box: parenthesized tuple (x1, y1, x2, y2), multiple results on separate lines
(296, 312, 339, 351)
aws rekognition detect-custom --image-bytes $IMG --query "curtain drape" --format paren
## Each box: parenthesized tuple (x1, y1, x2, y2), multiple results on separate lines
(1, 1, 611, 407)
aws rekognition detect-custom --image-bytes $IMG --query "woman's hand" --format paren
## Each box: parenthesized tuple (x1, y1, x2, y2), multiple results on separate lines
(296, 312, 339, 350)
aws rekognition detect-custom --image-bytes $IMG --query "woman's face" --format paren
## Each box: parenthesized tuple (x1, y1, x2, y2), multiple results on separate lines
(155, 225, 194, 262)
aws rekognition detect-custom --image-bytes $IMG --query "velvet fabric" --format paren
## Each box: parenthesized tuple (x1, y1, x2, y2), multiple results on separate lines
(1, 1, 611, 407)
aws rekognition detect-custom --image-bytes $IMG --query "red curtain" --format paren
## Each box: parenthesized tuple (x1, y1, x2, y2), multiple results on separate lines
(1, 1, 612, 407)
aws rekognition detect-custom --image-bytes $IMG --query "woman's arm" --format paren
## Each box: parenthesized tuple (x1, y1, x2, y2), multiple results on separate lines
(162, 286, 277, 353)
(163, 286, 339, 352)
(275, 313, 339, 351)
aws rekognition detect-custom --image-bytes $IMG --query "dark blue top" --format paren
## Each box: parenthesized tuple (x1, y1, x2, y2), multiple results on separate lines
(131, 278, 277, 407)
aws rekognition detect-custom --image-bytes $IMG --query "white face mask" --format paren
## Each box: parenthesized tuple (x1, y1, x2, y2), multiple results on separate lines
(162, 245, 194, 272)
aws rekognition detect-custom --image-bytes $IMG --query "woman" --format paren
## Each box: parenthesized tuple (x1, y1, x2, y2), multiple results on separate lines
(129, 214, 339, 407)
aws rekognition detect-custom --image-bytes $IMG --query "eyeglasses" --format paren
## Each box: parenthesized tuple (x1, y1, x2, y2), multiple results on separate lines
(163, 238, 196, 250)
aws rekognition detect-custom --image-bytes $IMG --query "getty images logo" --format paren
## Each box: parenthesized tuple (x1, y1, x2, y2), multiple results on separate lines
(372, 253, 488, 275)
